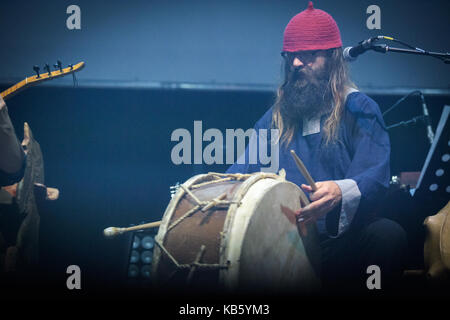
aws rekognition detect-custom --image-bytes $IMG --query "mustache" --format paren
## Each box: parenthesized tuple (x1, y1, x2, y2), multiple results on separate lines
(288, 66, 310, 82)
(287, 71, 320, 91)
(286, 63, 330, 88)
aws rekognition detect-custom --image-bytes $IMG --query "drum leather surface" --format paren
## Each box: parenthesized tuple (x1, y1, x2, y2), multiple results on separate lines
(237, 181, 320, 292)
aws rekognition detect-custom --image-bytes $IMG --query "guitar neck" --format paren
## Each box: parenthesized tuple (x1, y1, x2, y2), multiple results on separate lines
(1, 61, 85, 101)
(1, 78, 30, 100)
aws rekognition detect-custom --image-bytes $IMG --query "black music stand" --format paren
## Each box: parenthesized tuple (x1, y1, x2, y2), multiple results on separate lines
(412, 105, 450, 214)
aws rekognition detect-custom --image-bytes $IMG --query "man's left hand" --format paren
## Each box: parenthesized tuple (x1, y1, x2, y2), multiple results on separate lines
(298, 181, 342, 220)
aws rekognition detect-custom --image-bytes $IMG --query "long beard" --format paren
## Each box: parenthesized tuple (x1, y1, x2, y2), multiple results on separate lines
(279, 65, 333, 125)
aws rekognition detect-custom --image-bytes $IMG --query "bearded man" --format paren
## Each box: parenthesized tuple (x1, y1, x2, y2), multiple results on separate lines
(227, 2, 407, 292)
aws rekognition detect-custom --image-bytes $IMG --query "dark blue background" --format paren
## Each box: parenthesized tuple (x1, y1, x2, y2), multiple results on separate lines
(1, 0, 449, 88)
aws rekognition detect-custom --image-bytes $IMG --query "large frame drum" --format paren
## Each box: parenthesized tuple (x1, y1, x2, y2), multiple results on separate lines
(152, 172, 321, 293)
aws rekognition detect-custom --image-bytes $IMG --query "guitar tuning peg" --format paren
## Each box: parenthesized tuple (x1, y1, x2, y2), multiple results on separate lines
(44, 63, 51, 76)
(33, 65, 41, 78)
(68, 64, 73, 70)
(54, 60, 63, 72)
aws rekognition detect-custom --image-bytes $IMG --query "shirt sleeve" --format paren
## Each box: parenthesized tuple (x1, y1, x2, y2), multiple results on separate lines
(0, 105, 26, 186)
(329, 94, 391, 237)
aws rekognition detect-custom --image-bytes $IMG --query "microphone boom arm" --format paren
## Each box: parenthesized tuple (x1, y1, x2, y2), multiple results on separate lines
(371, 44, 450, 64)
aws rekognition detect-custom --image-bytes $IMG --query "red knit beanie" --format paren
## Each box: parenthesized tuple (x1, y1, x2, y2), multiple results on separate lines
(282, 1, 342, 52)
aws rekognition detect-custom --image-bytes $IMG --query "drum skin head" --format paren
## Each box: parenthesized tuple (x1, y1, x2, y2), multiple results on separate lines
(222, 178, 321, 293)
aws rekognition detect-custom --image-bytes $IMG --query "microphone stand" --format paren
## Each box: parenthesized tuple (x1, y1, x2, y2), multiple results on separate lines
(383, 90, 435, 145)
(371, 44, 450, 64)
(386, 115, 427, 130)
(361, 37, 447, 143)
(372, 40, 444, 144)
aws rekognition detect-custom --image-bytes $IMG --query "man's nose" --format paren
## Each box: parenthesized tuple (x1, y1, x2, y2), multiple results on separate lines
(293, 57, 304, 67)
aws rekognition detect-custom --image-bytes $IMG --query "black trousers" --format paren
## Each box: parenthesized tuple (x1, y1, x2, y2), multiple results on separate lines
(320, 217, 408, 294)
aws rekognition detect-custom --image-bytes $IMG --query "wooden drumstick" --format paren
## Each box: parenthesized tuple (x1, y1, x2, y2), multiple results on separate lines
(290, 150, 317, 192)
(103, 221, 161, 238)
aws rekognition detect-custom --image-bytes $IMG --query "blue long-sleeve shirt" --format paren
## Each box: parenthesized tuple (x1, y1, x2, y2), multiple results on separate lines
(226, 90, 390, 237)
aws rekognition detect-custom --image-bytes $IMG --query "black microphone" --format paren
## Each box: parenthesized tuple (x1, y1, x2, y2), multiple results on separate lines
(419, 93, 434, 145)
(343, 37, 380, 61)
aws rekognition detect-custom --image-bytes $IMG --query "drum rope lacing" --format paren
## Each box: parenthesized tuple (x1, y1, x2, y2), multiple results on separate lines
(166, 175, 248, 233)
(166, 189, 239, 232)
(155, 176, 249, 280)
(155, 238, 229, 285)
(189, 172, 251, 189)
(155, 240, 228, 271)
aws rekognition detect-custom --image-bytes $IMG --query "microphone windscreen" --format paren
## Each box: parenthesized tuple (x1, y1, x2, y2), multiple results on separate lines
(343, 47, 356, 62)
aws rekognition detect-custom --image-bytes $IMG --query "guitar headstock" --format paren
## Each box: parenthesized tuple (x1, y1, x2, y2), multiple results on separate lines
(28, 61, 85, 84)
(1, 61, 85, 100)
